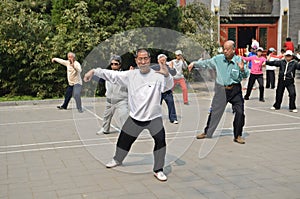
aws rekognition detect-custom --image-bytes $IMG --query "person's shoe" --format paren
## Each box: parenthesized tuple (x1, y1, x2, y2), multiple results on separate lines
(290, 109, 298, 113)
(171, 120, 178, 124)
(96, 128, 109, 135)
(244, 96, 249, 100)
(259, 99, 265, 102)
(154, 171, 167, 181)
(196, 133, 207, 139)
(184, 102, 189, 105)
(57, 106, 66, 110)
(78, 109, 83, 113)
(270, 107, 279, 110)
(106, 159, 121, 168)
(233, 136, 245, 144)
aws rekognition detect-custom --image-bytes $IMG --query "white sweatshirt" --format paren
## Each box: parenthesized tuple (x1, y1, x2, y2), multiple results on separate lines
(94, 68, 174, 121)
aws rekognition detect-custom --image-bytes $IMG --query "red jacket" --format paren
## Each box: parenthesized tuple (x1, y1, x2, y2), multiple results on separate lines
(284, 41, 295, 52)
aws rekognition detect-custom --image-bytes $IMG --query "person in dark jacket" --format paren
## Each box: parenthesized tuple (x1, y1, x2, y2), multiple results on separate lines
(266, 50, 300, 113)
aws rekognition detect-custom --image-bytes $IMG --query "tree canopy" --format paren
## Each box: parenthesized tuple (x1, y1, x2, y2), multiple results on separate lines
(0, 0, 219, 98)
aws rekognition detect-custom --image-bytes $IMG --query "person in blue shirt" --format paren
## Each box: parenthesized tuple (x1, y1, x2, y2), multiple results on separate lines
(243, 46, 257, 90)
(188, 40, 249, 144)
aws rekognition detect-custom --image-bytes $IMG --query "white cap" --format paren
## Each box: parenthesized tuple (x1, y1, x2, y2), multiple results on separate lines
(268, 47, 276, 52)
(257, 47, 263, 51)
(175, 50, 183, 55)
(284, 50, 293, 56)
(157, 54, 167, 60)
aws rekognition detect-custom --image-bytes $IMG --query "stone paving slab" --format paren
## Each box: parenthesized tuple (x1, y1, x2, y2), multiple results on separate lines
(1, 78, 300, 199)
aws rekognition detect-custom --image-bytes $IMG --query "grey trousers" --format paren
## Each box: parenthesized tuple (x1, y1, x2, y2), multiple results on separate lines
(102, 99, 128, 132)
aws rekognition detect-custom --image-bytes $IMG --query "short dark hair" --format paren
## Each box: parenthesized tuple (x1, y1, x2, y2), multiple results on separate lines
(286, 37, 291, 41)
(135, 49, 150, 58)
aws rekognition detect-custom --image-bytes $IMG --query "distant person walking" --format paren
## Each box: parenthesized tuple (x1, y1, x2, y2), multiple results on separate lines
(52, 52, 83, 113)
(267, 50, 300, 113)
(242, 47, 266, 102)
(96, 55, 128, 135)
(188, 40, 249, 144)
(169, 50, 189, 105)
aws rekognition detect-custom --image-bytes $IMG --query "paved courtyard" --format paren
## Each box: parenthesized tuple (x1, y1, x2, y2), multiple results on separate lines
(1, 77, 300, 199)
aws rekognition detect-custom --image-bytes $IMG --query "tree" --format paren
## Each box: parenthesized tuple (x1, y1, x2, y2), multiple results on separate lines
(51, 0, 80, 24)
(88, 0, 180, 36)
(0, 1, 107, 98)
(178, 1, 219, 57)
(0, 0, 54, 97)
(0, 0, 183, 98)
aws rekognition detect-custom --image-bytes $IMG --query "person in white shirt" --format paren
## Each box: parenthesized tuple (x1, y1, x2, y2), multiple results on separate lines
(84, 49, 173, 181)
(251, 38, 259, 49)
(52, 52, 83, 113)
(169, 50, 189, 105)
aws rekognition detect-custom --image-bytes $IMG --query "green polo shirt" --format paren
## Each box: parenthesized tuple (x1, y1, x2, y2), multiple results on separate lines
(193, 54, 249, 86)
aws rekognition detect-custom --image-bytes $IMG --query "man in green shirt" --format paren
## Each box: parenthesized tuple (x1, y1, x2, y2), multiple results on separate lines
(188, 40, 249, 144)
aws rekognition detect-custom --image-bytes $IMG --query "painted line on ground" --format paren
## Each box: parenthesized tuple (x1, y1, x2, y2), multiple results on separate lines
(1, 126, 300, 155)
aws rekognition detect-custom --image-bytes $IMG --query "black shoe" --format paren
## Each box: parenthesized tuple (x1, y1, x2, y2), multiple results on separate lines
(78, 109, 83, 113)
(244, 96, 249, 100)
(259, 99, 265, 102)
(57, 106, 66, 110)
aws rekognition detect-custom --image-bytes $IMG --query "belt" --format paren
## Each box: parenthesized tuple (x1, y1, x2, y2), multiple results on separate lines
(224, 83, 239, 90)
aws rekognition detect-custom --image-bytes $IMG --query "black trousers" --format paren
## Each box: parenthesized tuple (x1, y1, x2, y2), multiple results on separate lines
(114, 116, 166, 172)
(266, 70, 275, 89)
(244, 74, 264, 100)
(161, 90, 177, 122)
(204, 83, 245, 139)
(273, 79, 296, 110)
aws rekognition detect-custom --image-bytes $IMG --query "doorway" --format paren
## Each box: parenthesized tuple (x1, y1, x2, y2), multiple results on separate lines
(238, 27, 257, 49)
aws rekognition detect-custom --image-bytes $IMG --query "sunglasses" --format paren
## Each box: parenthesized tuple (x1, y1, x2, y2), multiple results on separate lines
(111, 62, 120, 66)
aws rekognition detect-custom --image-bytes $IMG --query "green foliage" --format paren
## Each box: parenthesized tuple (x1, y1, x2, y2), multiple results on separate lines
(51, 0, 80, 24)
(178, 1, 219, 57)
(0, 0, 54, 97)
(0, 0, 106, 98)
(0, 0, 221, 98)
(88, 0, 180, 35)
(51, 1, 107, 58)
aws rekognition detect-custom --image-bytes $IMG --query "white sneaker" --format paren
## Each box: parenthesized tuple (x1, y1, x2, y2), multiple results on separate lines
(154, 171, 167, 181)
(290, 109, 298, 113)
(270, 107, 278, 110)
(96, 128, 109, 135)
(172, 120, 178, 124)
(106, 159, 121, 168)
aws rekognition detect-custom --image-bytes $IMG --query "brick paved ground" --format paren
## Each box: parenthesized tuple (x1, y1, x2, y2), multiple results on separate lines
(1, 75, 300, 199)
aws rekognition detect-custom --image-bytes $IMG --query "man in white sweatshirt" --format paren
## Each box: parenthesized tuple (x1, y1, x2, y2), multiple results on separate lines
(84, 49, 173, 181)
